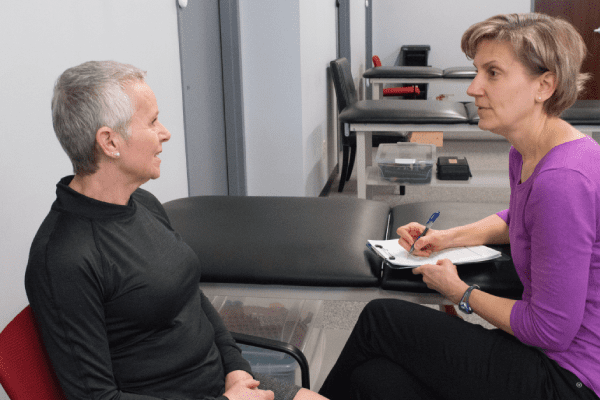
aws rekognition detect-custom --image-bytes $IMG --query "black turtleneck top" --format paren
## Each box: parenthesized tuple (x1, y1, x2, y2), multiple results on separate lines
(25, 176, 251, 400)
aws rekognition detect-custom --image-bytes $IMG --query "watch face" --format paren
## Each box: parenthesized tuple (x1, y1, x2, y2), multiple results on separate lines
(459, 299, 474, 314)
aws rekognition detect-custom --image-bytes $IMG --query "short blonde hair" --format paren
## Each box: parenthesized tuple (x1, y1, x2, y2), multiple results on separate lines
(461, 13, 590, 116)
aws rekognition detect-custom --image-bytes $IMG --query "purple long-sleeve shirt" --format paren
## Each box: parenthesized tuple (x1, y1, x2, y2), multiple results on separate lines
(497, 136, 600, 396)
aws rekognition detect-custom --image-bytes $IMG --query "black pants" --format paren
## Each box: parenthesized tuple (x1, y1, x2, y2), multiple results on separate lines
(318, 299, 598, 400)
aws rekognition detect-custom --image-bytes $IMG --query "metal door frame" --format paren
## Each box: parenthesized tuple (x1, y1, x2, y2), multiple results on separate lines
(177, 0, 247, 196)
(219, 0, 246, 195)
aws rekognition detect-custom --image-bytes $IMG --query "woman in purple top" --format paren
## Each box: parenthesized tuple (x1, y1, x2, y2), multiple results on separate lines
(319, 13, 600, 400)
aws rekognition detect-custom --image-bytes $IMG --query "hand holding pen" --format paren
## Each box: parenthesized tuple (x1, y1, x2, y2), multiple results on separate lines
(398, 211, 441, 256)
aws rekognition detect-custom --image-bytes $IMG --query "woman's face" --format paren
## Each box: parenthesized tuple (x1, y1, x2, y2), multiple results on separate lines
(467, 39, 542, 136)
(119, 81, 171, 184)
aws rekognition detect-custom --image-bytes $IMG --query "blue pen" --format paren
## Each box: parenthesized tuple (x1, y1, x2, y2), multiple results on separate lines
(409, 211, 440, 254)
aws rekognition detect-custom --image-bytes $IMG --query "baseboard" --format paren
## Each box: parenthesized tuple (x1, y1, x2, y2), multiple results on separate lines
(319, 164, 339, 197)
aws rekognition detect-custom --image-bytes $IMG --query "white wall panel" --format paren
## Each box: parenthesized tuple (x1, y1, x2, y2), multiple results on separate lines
(0, 6, 187, 398)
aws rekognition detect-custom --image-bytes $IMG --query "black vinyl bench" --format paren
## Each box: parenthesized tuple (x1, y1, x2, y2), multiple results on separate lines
(162, 196, 522, 300)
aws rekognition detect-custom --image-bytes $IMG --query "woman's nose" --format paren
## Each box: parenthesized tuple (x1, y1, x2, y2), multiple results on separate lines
(159, 122, 171, 142)
(467, 75, 483, 98)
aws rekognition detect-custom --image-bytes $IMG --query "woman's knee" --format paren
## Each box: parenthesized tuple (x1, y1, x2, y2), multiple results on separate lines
(362, 298, 398, 314)
(360, 299, 415, 322)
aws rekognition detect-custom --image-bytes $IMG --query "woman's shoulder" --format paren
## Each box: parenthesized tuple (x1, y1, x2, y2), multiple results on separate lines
(543, 136, 600, 178)
(530, 138, 600, 203)
(26, 207, 103, 284)
(32, 205, 97, 252)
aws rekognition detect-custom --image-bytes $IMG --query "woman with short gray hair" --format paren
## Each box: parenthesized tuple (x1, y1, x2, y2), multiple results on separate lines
(26, 60, 327, 400)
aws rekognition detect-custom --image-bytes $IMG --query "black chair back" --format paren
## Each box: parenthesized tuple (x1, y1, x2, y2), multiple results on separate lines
(330, 58, 358, 113)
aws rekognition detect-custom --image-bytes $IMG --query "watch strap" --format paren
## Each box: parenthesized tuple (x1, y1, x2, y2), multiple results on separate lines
(458, 285, 480, 314)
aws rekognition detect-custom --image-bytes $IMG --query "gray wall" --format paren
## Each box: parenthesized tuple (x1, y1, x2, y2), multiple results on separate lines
(372, 0, 532, 68)
(369, 1, 532, 112)
(239, 0, 337, 196)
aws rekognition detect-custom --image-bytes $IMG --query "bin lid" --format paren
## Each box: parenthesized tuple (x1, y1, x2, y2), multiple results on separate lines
(376, 143, 435, 165)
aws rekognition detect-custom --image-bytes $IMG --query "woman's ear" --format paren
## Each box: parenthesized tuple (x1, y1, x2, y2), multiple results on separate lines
(96, 127, 122, 159)
(537, 71, 557, 102)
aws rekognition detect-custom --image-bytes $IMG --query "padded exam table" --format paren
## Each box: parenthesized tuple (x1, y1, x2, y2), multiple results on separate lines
(363, 65, 477, 101)
(162, 196, 523, 304)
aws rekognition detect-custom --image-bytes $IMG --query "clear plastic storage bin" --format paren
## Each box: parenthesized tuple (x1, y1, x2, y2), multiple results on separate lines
(375, 143, 436, 184)
(237, 344, 298, 384)
(208, 296, 324, 386)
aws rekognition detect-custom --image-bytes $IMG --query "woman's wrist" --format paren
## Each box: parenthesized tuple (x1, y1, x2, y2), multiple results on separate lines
(451, 282, 471, 305)
(441, 228, 461, 249)
(225, 370, 253, 390)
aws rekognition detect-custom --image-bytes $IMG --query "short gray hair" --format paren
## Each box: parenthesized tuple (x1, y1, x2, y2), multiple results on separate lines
(51, 60, 147, 175)
(461, 13, 590, 116)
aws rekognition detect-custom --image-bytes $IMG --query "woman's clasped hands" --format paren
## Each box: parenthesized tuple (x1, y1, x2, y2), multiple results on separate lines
(224, 370, 275, 400)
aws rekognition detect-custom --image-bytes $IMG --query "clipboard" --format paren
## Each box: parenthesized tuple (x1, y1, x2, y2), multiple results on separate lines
(367, 239, 502, 269)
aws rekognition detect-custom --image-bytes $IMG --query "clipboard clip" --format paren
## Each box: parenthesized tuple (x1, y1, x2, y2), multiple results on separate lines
(367, 243, 395, 260)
